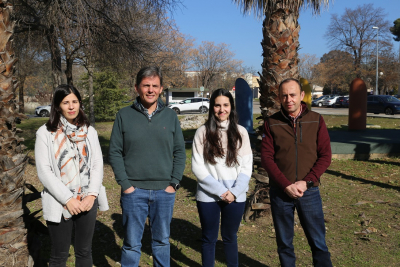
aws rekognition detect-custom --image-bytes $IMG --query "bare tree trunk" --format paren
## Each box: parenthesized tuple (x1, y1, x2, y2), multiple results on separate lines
(88, 66, 95, 127)
(46, 25, 63, 87)
(65, 56, 73, 85)
(0, 2, 30, 266)
(18, 75, 26, 114)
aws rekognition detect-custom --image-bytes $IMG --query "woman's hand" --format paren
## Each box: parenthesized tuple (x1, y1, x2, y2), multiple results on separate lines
(221, 191, 235, 204)
(224, 191, 235, 204)
(65, 198, 82, 215)
(80, 195, 96, 212)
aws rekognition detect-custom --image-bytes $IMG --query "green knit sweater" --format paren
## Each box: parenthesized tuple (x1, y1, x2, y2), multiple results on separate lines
(109, 100, 186, 191)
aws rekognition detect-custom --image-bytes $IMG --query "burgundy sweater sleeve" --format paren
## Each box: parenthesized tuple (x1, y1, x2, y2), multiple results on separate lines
(302, 115, 332, 183)
(261, 119, 292, 190)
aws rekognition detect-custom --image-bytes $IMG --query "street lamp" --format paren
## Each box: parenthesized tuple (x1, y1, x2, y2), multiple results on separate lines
(372, 26, 379, 95)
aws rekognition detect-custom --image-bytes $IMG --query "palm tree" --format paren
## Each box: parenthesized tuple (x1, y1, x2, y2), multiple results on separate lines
(0, 1, 30, 266)
(232, 0, 330, 117)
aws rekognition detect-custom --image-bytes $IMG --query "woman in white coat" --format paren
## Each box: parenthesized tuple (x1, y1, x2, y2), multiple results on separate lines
(192, 89, 253, 267)
(35, 84, 108, 267)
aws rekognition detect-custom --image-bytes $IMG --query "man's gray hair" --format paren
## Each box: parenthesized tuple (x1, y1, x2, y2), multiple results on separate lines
(136, 66, 163, 86)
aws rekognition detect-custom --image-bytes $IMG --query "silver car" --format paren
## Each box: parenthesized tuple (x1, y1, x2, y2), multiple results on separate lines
(312, 96, 330, 107)
(322, 96, 341, 107)
(35, 104, 51, 117)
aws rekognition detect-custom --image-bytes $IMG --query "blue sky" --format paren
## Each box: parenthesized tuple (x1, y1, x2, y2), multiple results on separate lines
(172, 0, 400, 73)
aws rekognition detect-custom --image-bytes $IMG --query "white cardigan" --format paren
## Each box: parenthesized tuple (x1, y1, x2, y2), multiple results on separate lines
(192, 121, 253, 202)
(35, 124, 109, 223)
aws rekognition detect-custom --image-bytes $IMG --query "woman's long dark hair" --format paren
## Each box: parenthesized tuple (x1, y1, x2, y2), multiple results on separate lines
(203, 88, 242, 167)
(46, 84, 90, 132)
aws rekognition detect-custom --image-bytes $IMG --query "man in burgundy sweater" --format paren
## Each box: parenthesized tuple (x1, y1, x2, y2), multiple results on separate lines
(261, 78, 333, 267)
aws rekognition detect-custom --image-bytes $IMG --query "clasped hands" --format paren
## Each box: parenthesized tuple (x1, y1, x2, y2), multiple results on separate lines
(65, 195, 96, 216)
(220, 190, 235, 204)
(284, 181, 307, 200)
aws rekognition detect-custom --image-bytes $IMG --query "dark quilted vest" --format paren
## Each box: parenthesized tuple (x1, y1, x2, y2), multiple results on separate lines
(266, 109, 320, 186)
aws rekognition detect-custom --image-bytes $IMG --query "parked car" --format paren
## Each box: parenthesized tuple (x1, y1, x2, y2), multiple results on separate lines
(35, 104, 51, 117)
(333, 96, 346, 108)
(168, 97, 209, 114)
(312, 95, 330, 107)
(367, 95, 400, 115)
(342, 97, 349, 108)
(322, 96, 341, 107)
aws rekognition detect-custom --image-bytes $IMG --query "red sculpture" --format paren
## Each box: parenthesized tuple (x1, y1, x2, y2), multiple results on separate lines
(348, 78, 367, 130)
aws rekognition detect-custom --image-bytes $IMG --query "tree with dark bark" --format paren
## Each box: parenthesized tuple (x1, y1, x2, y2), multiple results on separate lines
(390, 18, 400, 93)
(193, 41, 243, 92)
(14, 31, 49, 113)
(13, 0, 182, 86)
(325, 3, 391, 76)
(233, 0, 330, 116)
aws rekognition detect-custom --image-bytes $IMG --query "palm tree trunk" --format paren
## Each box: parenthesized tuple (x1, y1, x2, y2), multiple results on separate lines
(88, 65, 95, 127)
(0, 1, 30, 266)
(259, 6, 300, 117)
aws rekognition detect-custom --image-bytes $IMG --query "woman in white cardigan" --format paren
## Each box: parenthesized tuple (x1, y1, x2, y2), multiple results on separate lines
(35, 84, 108, 267)
(192, 88, 253, 267)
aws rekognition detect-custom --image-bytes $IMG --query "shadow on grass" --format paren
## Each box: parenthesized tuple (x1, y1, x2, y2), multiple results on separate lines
(28, 217, 122, 266)
(366, 159, 400, 167)
(98, 135, 110, 163)
(111, 213, 269, 267)
(182, 128, 197, 141)
(92, 218, 122, 266)
(180, 175, 197, 198)
(326, 169, 400, 192)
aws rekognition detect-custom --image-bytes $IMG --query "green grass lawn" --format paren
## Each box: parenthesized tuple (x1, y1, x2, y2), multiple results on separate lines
(21, 116, 400, 266)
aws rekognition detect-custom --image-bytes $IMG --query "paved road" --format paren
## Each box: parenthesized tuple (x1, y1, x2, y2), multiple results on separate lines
(28, 102, 400, 119)
(252, 101, 400, 118)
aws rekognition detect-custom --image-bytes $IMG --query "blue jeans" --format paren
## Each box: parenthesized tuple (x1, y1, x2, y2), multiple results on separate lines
(120, 188, 176, 267)
(197, 201, 246, 267)
(270, 186, 332, 267)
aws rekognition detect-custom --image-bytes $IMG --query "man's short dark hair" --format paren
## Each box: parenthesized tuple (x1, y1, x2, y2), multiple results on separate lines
(279, 78, 302, 92)
(136, 66, 163, 86)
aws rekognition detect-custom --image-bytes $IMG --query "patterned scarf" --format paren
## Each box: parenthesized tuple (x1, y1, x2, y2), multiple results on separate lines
(53, 116, 91, 219)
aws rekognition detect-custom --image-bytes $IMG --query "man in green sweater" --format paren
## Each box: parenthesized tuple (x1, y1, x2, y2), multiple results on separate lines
(109, 66, 186, 267)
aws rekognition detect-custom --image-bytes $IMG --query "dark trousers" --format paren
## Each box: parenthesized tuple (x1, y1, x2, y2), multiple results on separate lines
(196, 201, 245, 267)
(270, 186, 332, 267)
(47, 199, 98, 267)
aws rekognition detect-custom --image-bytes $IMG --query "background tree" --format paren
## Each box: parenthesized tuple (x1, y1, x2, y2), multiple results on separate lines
(376, 48, 400, 95)
(13, 0, 182, 86)
(390, 18, 400, 93)
(154, 29, 195, 89)
(193, 41, 242, 92)
(298, 53, 318, 83)
(0, 1, 30, 265)
(14, 31, 50, 113)
(233, 0, 330, 117)
(13, 0, 184, 123)
(313, 50, 356, 95)
(325, 3, 391, 76)
(80, 70, 130, 122)
(390, 18, 400, 41)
